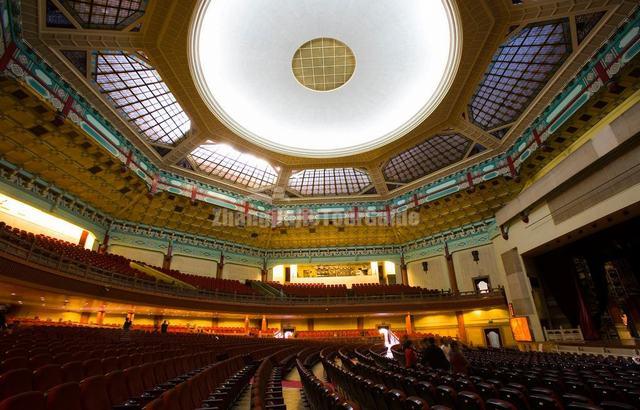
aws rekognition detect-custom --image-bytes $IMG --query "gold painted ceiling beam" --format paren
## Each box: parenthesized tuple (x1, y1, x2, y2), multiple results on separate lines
(22, 0, 163, 164)
(366, 165, 390, 196)
(508, 0, 621, 25)
(503, 0, 637, 146)
(162, 129, 206, 165)
(273, 169, 292, 200)
(452, 120, 501, 149)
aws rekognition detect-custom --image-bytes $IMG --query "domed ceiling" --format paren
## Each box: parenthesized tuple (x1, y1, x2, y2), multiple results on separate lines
(1, 0, 637, 249)
(189, 0, 461, 158)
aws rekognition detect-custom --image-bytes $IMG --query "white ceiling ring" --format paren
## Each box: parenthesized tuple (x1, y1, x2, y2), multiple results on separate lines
(189, 0, 462, 158)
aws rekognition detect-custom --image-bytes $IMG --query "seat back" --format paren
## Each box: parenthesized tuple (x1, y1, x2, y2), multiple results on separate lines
(32, 364, 64, 392)
(79, 375, 111, 410)
(104, 370, 129, 406)
(123, 366, 145, 397)
(82, 359, 103, 377)
(0, 391, 45, 410)
(485, 398, 518, 410)
(456, 391, 485, 410)
(60, 362, 84, 383)
(0, 369, 32, 401)
(529, 394, 563, 410)
(0, 358, 28, 373)
(100, 357, 118, 374)
(436, 385, 457, 408)
(45, 382, 82, 410)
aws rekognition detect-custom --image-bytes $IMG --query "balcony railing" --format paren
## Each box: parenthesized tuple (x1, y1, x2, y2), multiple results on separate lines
(0, 235, 504, 306)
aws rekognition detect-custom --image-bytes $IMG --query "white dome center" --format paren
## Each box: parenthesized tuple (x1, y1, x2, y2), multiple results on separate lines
(190, 0, 461, 158)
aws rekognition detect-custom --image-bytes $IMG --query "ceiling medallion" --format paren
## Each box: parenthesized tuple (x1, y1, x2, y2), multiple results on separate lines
(292, 38, 356, 92)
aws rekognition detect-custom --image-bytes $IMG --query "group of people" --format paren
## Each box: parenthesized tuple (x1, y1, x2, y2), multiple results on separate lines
(122, 318, 170, 334)
(403, 336, 469, 374)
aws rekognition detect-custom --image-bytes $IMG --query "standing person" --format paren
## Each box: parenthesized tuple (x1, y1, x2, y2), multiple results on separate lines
(403, 339, 418, 369)
(161, 320, 169, 334)
(449, 341, 469, 375)
(441, 337, 452, 360)
(123, 317, 132, 331)
(420, 337, 450, 370)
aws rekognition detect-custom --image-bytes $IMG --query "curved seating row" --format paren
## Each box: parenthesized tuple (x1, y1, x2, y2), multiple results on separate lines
(250, 346, 301, 409)
(297, 358, 358, 410)
(0, 223, 255, 296)
(339, 345, 639, 410)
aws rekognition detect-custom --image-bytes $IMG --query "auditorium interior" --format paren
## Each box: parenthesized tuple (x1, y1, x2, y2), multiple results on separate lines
(0, 0, 639, 409)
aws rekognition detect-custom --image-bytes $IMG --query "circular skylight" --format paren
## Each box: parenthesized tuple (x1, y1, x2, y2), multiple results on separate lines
(190, 0, 461, 158)
(292, 38, 356, 92)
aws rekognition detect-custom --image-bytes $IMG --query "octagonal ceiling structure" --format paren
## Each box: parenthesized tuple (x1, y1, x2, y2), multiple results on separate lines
(189, 0, 462, 158)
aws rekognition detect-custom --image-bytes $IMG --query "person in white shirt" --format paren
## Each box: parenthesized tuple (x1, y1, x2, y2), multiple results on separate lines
(440, 337, 451, 361)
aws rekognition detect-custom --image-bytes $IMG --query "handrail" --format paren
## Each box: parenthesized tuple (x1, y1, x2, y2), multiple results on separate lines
(0, 233, 505, 306)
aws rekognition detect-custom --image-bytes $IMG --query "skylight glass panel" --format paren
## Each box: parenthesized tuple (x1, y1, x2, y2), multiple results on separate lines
(576, 11, 606, 43)
(189, 143, 278, 189)
(93, 52, 190, 145)
(469, 19, 571, 130)
(383, 134, 472, 183)
(288, 168, 371, 196)
(60, 0, 146, 30)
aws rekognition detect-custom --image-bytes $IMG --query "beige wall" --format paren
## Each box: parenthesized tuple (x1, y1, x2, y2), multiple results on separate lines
(224, 264, 261, 281)
(407, 255, 449, 290)
(109, 245, 164, 267)
(313, 317, 358, 330)
(171, 255, 217, 277)
(452, 244, 503, 292)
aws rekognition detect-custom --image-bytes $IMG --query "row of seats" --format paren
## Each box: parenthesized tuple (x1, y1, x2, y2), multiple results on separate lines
(296, 358, 357, 410)
(351, 284, 438, 296)
(268, 282, 349, 297)
(324, 348, 430, 410)
(295, 329, 381, 339)
(0, 223, 255, 296)
(266, 281, 439, 298)
(354, 345, 639, 410)
(0, 350, 222, 410)
(157, 267, 256, 295)
(250, 346, 300, 409)
(143, 353, 253, 410)
(1, 325, 313, 410)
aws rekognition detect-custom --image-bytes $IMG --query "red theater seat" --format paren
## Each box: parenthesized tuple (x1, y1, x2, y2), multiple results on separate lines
(0, 391, 46, 410)
(0, 369, 32, 401)
(60, 362, 84, 383)
(32, 364, 64, 392)
(79, 376, 111, 410)
(45, 382, 82, 410)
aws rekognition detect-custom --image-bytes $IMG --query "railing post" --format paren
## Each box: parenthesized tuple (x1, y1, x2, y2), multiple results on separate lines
(27, 238, 36, 260)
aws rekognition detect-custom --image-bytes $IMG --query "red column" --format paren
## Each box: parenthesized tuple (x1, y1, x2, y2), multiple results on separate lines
(216, 254, 224, 279)
(456, 311, 467, 343)
(163, 241, 173, 270)
(95, 311, 105, 325)
(445, 243, 459, 293)
(405, 313, 413, 335)
(400, 256, 409, 285)
(78, 230, 89, 248)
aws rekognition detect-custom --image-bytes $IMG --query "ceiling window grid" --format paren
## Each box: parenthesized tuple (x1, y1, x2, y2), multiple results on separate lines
(469, 19, 572, 131)
(93, 52, 190, 145)
(383, 134, 472, 183)
(288, 168, 371, 196)
(60, 0, 146, 29)
(576, 11, 606, 43)
(189, 143, 278, 189)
